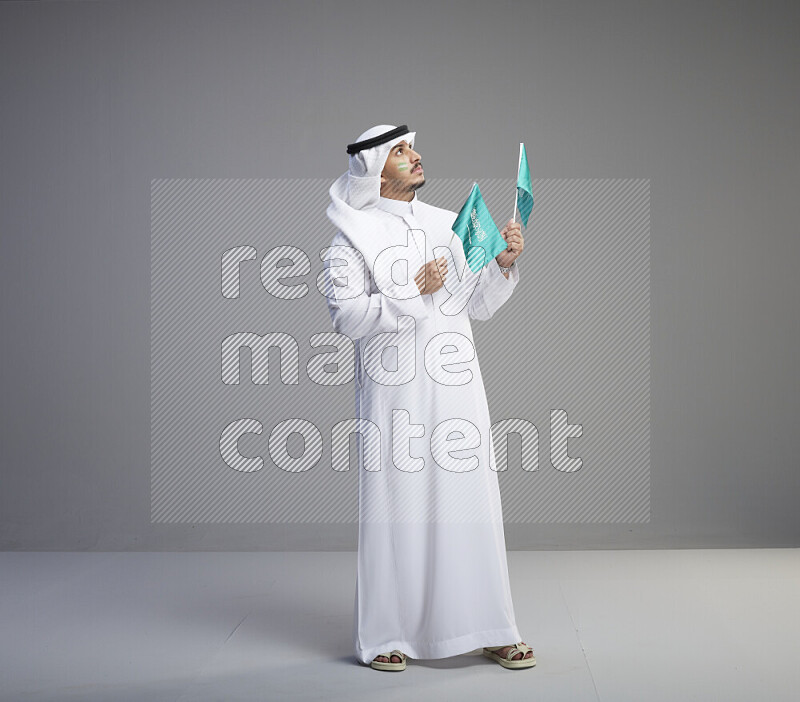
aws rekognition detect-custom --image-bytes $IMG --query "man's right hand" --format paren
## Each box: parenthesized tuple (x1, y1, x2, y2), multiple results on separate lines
(414, 256, 448, 295)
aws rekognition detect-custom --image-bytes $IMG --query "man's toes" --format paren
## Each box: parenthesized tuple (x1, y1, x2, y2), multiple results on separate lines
(375, 656, 388, 662)
(390, 654, 402, 663)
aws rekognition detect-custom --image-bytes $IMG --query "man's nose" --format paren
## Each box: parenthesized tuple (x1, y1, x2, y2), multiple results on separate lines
(409, 148, 421, 163)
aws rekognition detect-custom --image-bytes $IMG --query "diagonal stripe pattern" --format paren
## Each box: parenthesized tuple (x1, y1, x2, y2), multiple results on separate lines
(151, 178, 650, 523)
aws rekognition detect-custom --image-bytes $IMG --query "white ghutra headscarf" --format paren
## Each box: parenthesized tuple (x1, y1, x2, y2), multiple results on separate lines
(334, 124, 416, 210)
(324, 124, 418, 292)
(327, 124, 416, 228)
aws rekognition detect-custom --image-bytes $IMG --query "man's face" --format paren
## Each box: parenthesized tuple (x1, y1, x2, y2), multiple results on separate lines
(380, 140, 425, 200)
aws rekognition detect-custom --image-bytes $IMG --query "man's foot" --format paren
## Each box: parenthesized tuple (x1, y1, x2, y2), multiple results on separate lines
(370, 649, 407, 671)
(489, 641, 534, 661)
(483, 641, 536, 669)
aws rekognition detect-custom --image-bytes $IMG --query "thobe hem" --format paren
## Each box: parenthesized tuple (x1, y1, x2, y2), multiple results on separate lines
(344, 193, 524, 668)
(355, 623, 522, 664)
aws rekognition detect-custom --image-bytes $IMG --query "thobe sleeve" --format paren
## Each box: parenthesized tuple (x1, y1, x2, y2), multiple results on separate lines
(322, 232, 430, 341)
(466, 258, 520, 321)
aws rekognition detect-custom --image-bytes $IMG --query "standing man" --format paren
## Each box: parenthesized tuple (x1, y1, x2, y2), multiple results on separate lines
(321, 124, 535, 671)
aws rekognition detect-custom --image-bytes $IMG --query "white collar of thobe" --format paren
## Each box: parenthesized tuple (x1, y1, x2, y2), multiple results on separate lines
(376, 193, 420, 219)
(376, 193, 426, 262)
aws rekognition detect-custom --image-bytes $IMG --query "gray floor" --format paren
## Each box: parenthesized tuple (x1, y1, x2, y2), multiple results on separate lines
(1, 549, 798, 701)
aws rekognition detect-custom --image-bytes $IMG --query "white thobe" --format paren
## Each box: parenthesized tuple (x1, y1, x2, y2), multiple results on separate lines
(323, 192, 522, 664)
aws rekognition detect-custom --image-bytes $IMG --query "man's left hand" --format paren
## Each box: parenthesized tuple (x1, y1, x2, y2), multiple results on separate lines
(496, 220, 524, 268)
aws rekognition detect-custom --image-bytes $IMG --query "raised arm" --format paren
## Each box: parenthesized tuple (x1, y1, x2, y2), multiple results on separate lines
(466, 258, 520, 321)
(467, 217, 524, 320)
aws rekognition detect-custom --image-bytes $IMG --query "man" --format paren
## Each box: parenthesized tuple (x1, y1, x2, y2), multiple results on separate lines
(322, 124, 534, 671)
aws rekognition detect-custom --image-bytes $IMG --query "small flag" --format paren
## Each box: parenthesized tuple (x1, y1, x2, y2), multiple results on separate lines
(515, 143, 534, 227)
(451, 183, 508, 273)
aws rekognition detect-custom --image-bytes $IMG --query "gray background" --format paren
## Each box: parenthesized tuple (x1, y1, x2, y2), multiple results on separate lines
(1, 0, 797, 550)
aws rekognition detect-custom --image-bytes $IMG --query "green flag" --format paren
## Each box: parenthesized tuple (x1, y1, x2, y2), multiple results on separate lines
(515, 142, 534, 227)
(451, 182, 508, 273)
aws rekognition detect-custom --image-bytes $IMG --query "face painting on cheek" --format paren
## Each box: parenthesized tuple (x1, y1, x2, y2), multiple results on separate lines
(397, 164, 409, 171)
